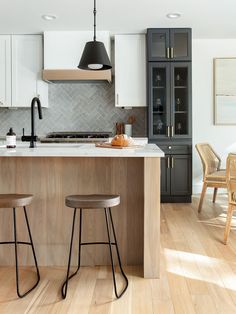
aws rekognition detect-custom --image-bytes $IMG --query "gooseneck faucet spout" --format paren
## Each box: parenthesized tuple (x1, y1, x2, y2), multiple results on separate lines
(30, 97, 43, 148)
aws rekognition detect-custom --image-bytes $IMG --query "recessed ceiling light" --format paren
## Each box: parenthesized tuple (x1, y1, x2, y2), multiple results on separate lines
(41, 14, 57, 21)
(166, 13, 181, 19)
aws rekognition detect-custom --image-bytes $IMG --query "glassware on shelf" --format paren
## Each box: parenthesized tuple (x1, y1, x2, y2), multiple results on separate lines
(157, 119, 164, 134)
(155, 98, 163, 112)
(155, 74, 162, 86)
(176, 74, 181, 86)
(176, 98, 181, 111)
(176, 122, 182, 134)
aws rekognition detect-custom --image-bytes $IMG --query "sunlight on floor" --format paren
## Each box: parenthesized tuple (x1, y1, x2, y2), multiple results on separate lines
(198, 211, 236, 229)
(164, 248, 236, 291)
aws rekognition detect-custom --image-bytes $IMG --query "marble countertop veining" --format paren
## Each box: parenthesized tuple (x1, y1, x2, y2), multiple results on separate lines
(0, 142, 164, 158)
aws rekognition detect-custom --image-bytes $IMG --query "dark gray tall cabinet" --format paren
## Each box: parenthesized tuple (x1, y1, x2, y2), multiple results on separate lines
(147, 28, 192, 203)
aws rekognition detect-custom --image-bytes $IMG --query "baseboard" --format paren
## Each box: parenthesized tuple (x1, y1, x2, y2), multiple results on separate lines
(161, 195, 192, 203)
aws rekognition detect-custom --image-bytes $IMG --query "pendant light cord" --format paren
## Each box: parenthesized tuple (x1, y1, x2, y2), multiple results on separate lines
(93, 0, 97, 41)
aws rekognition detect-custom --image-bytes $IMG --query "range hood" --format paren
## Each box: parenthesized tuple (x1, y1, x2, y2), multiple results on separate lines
(42, 69, 112, 83)
(43, 31, 112, 84)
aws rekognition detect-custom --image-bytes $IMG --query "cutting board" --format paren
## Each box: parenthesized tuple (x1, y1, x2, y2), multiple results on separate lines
(95, 143, 143, 149)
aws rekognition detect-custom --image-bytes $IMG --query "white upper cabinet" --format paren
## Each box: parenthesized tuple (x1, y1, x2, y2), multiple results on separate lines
(115, 34, 146, 107)
(11, 35, 48, 107)
(0, 34, 48, 108)
(0, 36, 11, 107)
(44, 31, 111, 69)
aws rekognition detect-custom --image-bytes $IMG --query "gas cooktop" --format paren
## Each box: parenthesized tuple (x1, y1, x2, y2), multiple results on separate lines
(40, 132, 111, 143)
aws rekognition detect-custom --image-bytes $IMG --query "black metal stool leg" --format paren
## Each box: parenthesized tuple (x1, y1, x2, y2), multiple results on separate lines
(61, 208, 79, 299)
(13, 207, 40, 298)
(104, 208, 129, 299)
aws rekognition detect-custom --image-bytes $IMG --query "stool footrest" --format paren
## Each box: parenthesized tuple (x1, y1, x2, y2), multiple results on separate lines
(0, 241, 32, 246)
(81, 241, 116, 246)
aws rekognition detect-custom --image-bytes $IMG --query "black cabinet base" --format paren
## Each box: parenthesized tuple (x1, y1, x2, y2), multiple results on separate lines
(161, 195, 192, 203)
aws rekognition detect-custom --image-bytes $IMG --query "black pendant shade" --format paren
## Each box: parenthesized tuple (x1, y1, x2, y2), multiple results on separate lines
(78, 41, 112, 71)
(78, 0, 112, 71)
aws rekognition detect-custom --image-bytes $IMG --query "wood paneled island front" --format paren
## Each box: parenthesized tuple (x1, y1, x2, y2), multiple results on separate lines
(0, 143, 164, 278)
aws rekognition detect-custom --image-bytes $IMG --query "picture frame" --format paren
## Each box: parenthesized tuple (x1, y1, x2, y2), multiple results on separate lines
(214, 57, 236, 125)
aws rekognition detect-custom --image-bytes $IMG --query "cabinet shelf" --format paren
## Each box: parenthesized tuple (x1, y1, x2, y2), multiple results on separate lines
(153, 111, 165, 114)
(174, 86, 187, 89)
(153, 86, 165, 89)
(175, 111, 187, 114)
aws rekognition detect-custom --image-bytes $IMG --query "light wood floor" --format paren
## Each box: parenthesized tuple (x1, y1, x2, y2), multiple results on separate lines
(1, 194, 236, 314)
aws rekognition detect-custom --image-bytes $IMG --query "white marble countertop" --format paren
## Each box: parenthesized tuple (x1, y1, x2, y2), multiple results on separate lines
(0, 142, 164, 158)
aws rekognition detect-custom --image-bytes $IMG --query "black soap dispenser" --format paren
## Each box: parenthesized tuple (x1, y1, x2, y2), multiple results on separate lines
(6, 128, 16, 148)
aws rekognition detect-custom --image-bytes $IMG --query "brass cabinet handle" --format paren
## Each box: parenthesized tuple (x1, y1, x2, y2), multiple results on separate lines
(116, 94, 119, 105)
(171, 157, 174, 168)
(170, 47, 174, 58)
(167, 126, 170, 137)
(167, 157, 170, 168)
(171, 125, 174, 137)
(166, 47, 170, 59)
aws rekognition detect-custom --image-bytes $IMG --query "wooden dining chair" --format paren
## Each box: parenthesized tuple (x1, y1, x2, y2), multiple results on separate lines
(195, 143, 226, 213)
(224, 153, 236, 244)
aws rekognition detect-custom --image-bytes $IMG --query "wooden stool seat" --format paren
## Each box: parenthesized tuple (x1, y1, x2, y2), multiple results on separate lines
(0, 194, 33, 208)
(65, 194, 120, 209)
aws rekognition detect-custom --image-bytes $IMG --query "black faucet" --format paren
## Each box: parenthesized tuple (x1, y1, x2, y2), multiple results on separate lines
(30, 97, 43, 148)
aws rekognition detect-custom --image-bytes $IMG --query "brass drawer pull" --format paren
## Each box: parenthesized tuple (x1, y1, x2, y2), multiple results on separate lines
(166, 47, 170, 59)
(167, 157, 170, 168)
(167, 126, 170, 137)
(170, 47, 174, 58)
(171, 157, 174, 168)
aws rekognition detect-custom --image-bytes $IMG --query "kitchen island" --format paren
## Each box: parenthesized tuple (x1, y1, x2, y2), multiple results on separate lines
(0, 143, 164, 278)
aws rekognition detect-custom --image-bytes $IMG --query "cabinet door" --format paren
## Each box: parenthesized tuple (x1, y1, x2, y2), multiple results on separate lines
(161, 156, 171, 195)
(115, 34, 146, 107)
(148, 63, 171, 139)
(170, 29, 191, 61)
(170, 62, 192, 139)
(170, 155, 192, 196)
(0, 36, 11, 107)
(12, 35, 48, 107)
(147, 29, 170, 61)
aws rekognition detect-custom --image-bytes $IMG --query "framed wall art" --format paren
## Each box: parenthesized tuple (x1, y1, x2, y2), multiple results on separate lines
(214, 58, 236, 125)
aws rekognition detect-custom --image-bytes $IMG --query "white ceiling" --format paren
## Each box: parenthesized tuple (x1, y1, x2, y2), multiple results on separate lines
(1, 0, 236, 38)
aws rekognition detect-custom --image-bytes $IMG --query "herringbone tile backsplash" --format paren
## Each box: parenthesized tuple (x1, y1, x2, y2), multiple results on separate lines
(0, 82, 147, 137)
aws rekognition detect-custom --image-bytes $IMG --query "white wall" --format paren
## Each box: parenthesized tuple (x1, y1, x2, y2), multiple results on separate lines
(192, 39, 236, 193)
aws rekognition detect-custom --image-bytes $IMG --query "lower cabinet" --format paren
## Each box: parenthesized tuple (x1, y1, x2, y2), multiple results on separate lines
(161, 152, 192, 202)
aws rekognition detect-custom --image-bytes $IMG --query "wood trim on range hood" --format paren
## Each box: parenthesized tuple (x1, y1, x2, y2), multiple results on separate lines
(42, 69, 112, 83)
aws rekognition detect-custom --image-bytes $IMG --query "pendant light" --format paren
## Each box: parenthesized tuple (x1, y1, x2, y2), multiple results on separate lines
(78, 0, 112, 71)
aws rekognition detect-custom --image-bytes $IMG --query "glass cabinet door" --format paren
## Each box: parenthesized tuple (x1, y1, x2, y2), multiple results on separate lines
(170, 29, 191, 61)
(147, 29, 170, 61)
(149, 63, 170, 139)
(171, 62, 191, 139)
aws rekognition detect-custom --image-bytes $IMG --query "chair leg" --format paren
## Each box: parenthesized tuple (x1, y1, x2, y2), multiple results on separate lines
(213, 188, 218, 203)
(198, 182, 207, 213)
(224, 204, 234, 245)
(13, 207, 40, 298)
(104, 208, 128, 299)
(61, 208, 80, 299)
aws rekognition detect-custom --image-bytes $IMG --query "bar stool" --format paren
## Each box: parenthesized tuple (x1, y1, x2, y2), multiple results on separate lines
(61, 194, 128, 299)
(0, 194, 40, 298)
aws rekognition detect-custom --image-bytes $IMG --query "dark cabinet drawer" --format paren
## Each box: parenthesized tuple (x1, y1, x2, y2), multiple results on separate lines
(159, 145, 192, 155)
